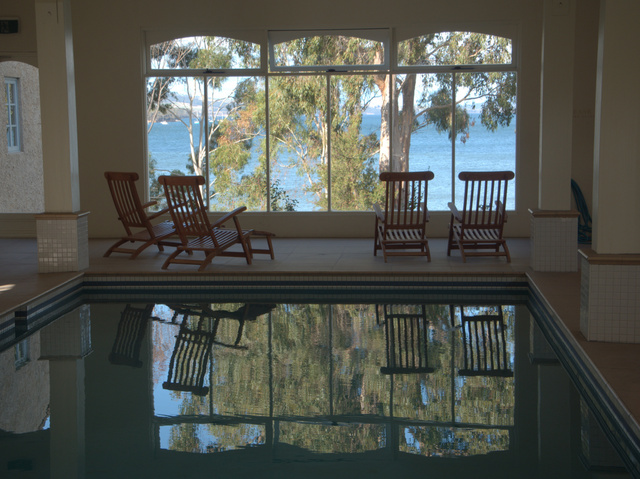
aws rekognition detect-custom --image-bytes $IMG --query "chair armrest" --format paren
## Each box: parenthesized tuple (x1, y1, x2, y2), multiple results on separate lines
(373, 203, 385, 222)
(448, 202, 462, 222)
(146, 205, 171, 221)
(496, 200, 508, 222)
(211, 206, 248, 229)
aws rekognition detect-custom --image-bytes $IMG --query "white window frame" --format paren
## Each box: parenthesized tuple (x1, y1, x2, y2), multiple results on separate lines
(143, 28, 518, 212)
(5, 77, 21, 153)
(268, 28, 390, 72)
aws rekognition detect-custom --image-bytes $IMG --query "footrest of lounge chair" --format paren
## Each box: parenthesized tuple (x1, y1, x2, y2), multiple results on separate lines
(250, 230, 275, 259)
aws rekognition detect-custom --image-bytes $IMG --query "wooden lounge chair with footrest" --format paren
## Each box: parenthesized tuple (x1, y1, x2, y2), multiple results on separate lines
(104, 171, 178, 259)
(159, 175, 275, 271)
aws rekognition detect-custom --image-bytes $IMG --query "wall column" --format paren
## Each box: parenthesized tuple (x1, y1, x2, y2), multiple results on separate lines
(34, 0, 88, 272)
(530, 0, 579, 272)
(580, 0, 640, 343)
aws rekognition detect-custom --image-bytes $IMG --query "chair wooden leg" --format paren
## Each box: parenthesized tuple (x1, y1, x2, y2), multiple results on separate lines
(104, 239, 129, 257)
(502, 242, 512, 263)
(373, 221, 379, 256)
(162, 249, 182, 270)
(198, 252, 218, 271)
(239, 236, 253, 265)
(446, 221, 455, 256)
(130, 239, 157, 259)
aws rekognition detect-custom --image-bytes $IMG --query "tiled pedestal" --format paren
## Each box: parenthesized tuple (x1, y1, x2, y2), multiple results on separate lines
(35, 212, 89, 273)
(529, 209, 579, 272)
(580, 249, 640, 343)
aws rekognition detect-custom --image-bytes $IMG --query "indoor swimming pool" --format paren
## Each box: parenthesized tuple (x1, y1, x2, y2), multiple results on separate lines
(0, 286, 636, 478)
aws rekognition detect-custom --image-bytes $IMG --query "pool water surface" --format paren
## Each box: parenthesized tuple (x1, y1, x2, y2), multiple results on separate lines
(0, 295, 633, 478)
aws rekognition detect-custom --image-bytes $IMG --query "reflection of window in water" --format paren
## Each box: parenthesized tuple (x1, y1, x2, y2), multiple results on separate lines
(153, 303, 516, 458)
(14, 339, 30, 369)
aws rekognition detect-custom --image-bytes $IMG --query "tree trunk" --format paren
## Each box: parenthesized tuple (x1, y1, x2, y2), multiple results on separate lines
(373, 47, 417, 173)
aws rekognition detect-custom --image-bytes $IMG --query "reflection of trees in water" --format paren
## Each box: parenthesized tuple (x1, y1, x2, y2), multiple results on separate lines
(160, 302, 515, 456)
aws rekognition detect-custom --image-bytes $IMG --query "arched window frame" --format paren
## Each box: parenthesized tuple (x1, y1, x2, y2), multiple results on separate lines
(143, 27, 519, 212)
(145, 31, 267, 77)
(267, 29, 390, 72)
(392, 27, 517, 74)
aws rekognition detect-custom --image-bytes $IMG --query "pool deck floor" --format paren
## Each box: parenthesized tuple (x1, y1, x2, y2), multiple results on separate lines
(1, 236, 639, 451)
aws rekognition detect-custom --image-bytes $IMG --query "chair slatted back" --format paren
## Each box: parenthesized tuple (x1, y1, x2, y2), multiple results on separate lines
(458, 171, 514, 232)
(159, 175, 218, 247)
(381, 304, 434, 374)
(380, 171, 434, 231)
(109, 304, 153, 367)
(454, 305, 513, 377)
(104, 172, 148, 234)
(163, 311, 216, 396)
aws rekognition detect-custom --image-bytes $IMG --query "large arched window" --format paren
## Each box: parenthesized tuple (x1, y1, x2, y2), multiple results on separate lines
(145, 30, 516, 212)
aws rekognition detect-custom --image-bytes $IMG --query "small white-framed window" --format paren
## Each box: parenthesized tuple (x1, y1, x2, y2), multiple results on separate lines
(147, 35, 263, 76)
(15, 339, 30, 369)
(268, 29, 390, 72)
(5, 77, 21, 153)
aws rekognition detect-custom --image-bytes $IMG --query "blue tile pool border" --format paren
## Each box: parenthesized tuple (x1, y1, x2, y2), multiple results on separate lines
(528, 282, 640, 478)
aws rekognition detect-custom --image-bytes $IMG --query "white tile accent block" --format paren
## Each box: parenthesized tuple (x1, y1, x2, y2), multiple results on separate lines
(580, 253, 640, 343)
(36, 212, 89, 273)
(530, 211, 579, 272)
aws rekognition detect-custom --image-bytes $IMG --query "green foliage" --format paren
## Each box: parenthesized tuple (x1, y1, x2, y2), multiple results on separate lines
(270, 179, 298, 211)
(148, 32, 515, 211)
(158, 302, 517, 457)
(149, 156, 184, 208)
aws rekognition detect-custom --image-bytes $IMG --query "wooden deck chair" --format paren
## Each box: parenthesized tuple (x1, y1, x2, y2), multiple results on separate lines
(159, 175, 272, 271)
(163, 306, 216, 396)
(373, 171, 435, 262)
(104, 171, 178, 259)
(108, 304, 155, 367)
(447, 171, 514, 262)
(380, 304, 435, 375)
(451, 305, 513, 378)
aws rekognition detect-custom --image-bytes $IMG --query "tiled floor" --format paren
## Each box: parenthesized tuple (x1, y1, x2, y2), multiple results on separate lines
(1, 236, 639, 451)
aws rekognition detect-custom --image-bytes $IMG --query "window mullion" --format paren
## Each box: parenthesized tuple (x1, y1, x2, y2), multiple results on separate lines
(266, 76, 271, 212)
(326, 75, 332, 211)
(451, 73, 457, 205)
(204, 77, 210, 209)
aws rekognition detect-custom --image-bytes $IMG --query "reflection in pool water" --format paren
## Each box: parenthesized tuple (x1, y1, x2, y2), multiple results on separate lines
(0, 299, 631, 478)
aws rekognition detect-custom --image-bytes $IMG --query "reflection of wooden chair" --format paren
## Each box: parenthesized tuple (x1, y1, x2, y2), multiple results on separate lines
(163, 303, 274, 396)
(374, 171, 434, 262)
(159, 175, 274, 271)
(380, 304, 435, 375)
(109, 304, 154, 368)
(451, 305, 513, 377)
(163, 306, 216, 396)
(168, 302, 275, 348)
(447, 171, 514, 262)
(210, 303, 275, 347)
(104, 172, 178, 259)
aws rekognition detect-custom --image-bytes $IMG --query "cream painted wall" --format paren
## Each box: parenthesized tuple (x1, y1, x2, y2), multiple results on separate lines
(3, 0, 549, 238)
(571, 0, 599, 214)
(69, 0, 544, 238)
(592, 0, 640, 254)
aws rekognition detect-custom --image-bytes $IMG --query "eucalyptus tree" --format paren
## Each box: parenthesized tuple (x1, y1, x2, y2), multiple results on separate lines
(147, 31, 515, 211)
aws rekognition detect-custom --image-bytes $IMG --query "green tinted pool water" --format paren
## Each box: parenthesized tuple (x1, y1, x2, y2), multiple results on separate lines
(0, 298, 632, 478)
